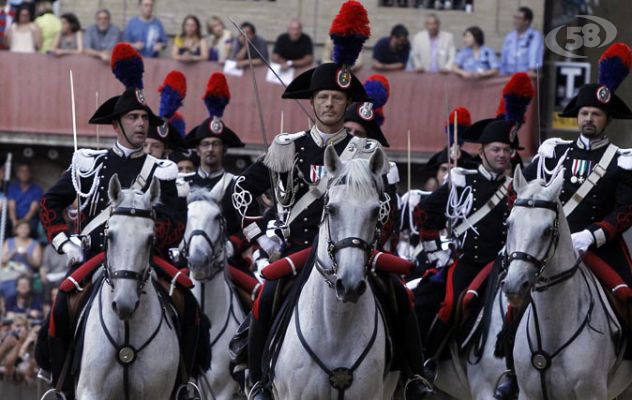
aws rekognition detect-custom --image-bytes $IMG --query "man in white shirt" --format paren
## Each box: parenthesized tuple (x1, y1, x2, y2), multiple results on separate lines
(409, 14, 455, 73)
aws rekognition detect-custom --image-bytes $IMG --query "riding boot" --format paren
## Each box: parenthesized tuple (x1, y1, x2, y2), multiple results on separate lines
(401, 313, 434, 398)
(180, 289, 211, 379)
(247, 280, 277, 399)
(494, 313, 519, 400)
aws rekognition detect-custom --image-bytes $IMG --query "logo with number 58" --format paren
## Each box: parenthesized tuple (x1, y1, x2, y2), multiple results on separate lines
(545, 15, 617, 59)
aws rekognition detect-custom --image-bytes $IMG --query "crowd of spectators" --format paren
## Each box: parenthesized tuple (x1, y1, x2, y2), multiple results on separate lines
(0, 161, 56, 384)
(0, 1, 543, 79)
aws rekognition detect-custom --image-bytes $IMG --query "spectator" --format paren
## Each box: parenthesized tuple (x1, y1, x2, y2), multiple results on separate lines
(409, 13, 455, 73)
(123, 0, 167, 58)
(40, 243, 66, 291)
(372, 24, 410, 71)
(1, 221, 42, 277)
(4, 276, 42, 318)
(8, 162, 42, 234)
(49, 12, 82, 56)
(321, 37, 363, 71)
(453, 26, 499, 79)
(0, 0, 10, 50)
(500, 6, 544, 76)
(33, 0, 59, 54)
(271, 19, 313, 71)
(5, 4, 40, 53)
(83, 9, 121, 63)
(206, 16, 232, 63)
(230, 21, 268, 68)
(171, 15, 208, 62)
(0, 314, 29, 378)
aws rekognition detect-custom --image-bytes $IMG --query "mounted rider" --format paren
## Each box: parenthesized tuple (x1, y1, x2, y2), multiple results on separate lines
(223, 2, 431, 398)
(495, 42, 632, 400)
(34, 43, 209, 398)
(412, 73, 534, 380)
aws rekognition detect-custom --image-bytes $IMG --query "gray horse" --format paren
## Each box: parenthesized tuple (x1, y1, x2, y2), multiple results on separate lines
(76, 175, 179, 400)
(272, 145, 399, 399)
(184, 183, 246, 400)
(503, 167, 632, 399)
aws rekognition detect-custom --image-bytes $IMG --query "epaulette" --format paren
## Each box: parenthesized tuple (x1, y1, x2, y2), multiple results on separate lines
(386, 161, 399, 185)
(450, 167, 477, 187)
(72, 149, 108, 174)
(153, 159, 178, 181)
(263, 131, 307, 173)
(617, 148, 632, 170)
(175, 177, 190, 198)
(538, 138, 573, 159)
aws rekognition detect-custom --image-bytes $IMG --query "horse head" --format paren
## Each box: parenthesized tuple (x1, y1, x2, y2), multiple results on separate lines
(183, 186, 226, 281)
(105, 174, 160, 320)
(321, 144, 387, 303)
(502, 166, 566, 307)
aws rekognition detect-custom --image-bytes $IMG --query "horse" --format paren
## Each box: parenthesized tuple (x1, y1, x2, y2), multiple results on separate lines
(502, 166, 632, 399)
(272, 145, 400, 399)
(76, 175, 180, 400)
(427, 285, 510, 400)
(183, 183, 246, 400)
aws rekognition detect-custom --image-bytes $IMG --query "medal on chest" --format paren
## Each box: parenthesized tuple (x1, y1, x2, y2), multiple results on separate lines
(310, 165, 327, 184)
(570, 159, 593, 184)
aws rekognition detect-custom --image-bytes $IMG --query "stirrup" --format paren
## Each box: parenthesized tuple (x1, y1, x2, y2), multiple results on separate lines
(422, 358, 438, 383)
(37, 368, 53, 385)
(174, 381, 202, 400)
(404, 374, 434, 399)
(40, 389, 67, 400)
(494, 369, 515, 388)
(248, 380, 271, 400)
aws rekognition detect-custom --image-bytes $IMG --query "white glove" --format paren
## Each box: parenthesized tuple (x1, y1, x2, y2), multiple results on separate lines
(225, 240, 235, 259)
(61, 240, 84, 267)
(571, 229, 594, 256)
(256, 235, 283, 261)
(426, 249, 452, 269)
(252, 249, 269, 283)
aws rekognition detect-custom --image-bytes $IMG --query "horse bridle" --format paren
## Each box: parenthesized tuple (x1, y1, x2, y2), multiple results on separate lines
(315, 193, 378, 288)
(505, 198, 560, 281)
(181, 215, 226, 279)
(103, 206, 156, 292)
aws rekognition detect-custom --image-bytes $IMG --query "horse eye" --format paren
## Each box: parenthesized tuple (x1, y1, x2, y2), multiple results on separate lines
(543, 227, 551, 236)
(327, 205, 337, 216)
(372, 206, 380, 218)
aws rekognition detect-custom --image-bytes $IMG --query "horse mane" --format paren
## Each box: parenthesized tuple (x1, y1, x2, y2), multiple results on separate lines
(329, 158, 383, 199)
(187, 186, 219, 205)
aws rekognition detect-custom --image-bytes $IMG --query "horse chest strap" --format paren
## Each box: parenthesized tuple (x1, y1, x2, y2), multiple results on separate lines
(329, 367, 354, 390)
(530, 351, 551, 371)
(118, 345, 136, 365)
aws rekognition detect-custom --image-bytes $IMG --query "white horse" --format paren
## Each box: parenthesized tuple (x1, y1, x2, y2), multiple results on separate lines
(77, 175, 179, 400)
(502, 167, 632, 400)
(184, 185, 246, 400)
(428, 286, 509, 400)
(272, 145, 399, 399)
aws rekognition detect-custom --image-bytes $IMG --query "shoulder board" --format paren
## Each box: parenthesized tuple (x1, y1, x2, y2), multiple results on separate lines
(538, 138, 573, 159)
(617, 148, 632, 170)
(386, 161, 400, 185)
(175, 177, 190, 198)
(263, 131, 307, 173)
(153, 159, 178, 181)
(72, 148, 108, 174)
(449, 167, 477, 187)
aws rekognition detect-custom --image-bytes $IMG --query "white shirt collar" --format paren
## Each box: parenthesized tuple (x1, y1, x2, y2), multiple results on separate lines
(576, 135, 609, 150)
(198, 167, 224, 179)
(478, 164, 503, 181)
(113, 141, 144, 159)
(309, 125, 348, 148)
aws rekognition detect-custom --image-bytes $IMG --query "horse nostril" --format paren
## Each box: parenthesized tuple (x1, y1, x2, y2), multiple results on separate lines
(335, 279, 345, 297)
(112, 301, 118, 312)
(520, 280, 530, 293)
(356, 281, 367, 296)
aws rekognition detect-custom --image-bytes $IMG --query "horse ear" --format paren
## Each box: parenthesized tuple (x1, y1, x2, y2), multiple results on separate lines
(512, 164, 527, 194)
(108, 174, 122, 205)
(324, 144, 342, 177)
(546, 167, 565, 199)
(369, 147, 387, 176)
(146, 177, 161, 206)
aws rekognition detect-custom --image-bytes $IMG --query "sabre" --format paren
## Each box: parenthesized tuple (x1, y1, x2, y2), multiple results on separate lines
(406, 129, 411, 194)
(227, 17, 314, 124)
(70, 71, 81, 233)
(0, 153, 13, 265)
(96, 91, 100, 150)
(453, 109, 458, 169)
(536, 64, 542, 145)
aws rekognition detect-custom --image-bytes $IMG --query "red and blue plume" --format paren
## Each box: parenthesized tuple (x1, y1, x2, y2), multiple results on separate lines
(364, 75, 389, 109)
(373, 108, 385, 126)
(158, 71, 187, 119)
(203, 73, 231, 118)
(169, 113, 186, 138)
(329, 0, 370, 67)
(501, 73, 535, 125)
(598, 43, 632, 92)
(444, 107, 471, 146)
(111, 43, 144, 89)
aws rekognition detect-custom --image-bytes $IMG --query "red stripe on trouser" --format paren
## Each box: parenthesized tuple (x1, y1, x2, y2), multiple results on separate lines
(583, 251, 632, 302)
(252, 281, 266, 320)
(437, 261, 458, 323)
(49, 297, 57, 337)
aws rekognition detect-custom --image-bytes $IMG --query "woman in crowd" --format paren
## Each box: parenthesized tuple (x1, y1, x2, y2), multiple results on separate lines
(0, 221, 42, 300)
(452, 26, 499, 79)
(171, 15, 208, 62)
(50, 12, 83, 56)
(4, 275, 43, 319)
(5, 4, 42, 53)
(206, 15, 233, 63)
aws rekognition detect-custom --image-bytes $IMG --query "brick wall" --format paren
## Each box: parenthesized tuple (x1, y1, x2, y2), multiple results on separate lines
(60, 0, 544, 55)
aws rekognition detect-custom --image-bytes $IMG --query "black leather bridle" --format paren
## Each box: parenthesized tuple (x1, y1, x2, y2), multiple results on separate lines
(103, 206, 156, 292)
(181, 214, 227, 279)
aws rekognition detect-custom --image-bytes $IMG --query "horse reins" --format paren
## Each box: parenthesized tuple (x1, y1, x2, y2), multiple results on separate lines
(507, 197, 595, 400)
(182, 215, 227, 280)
